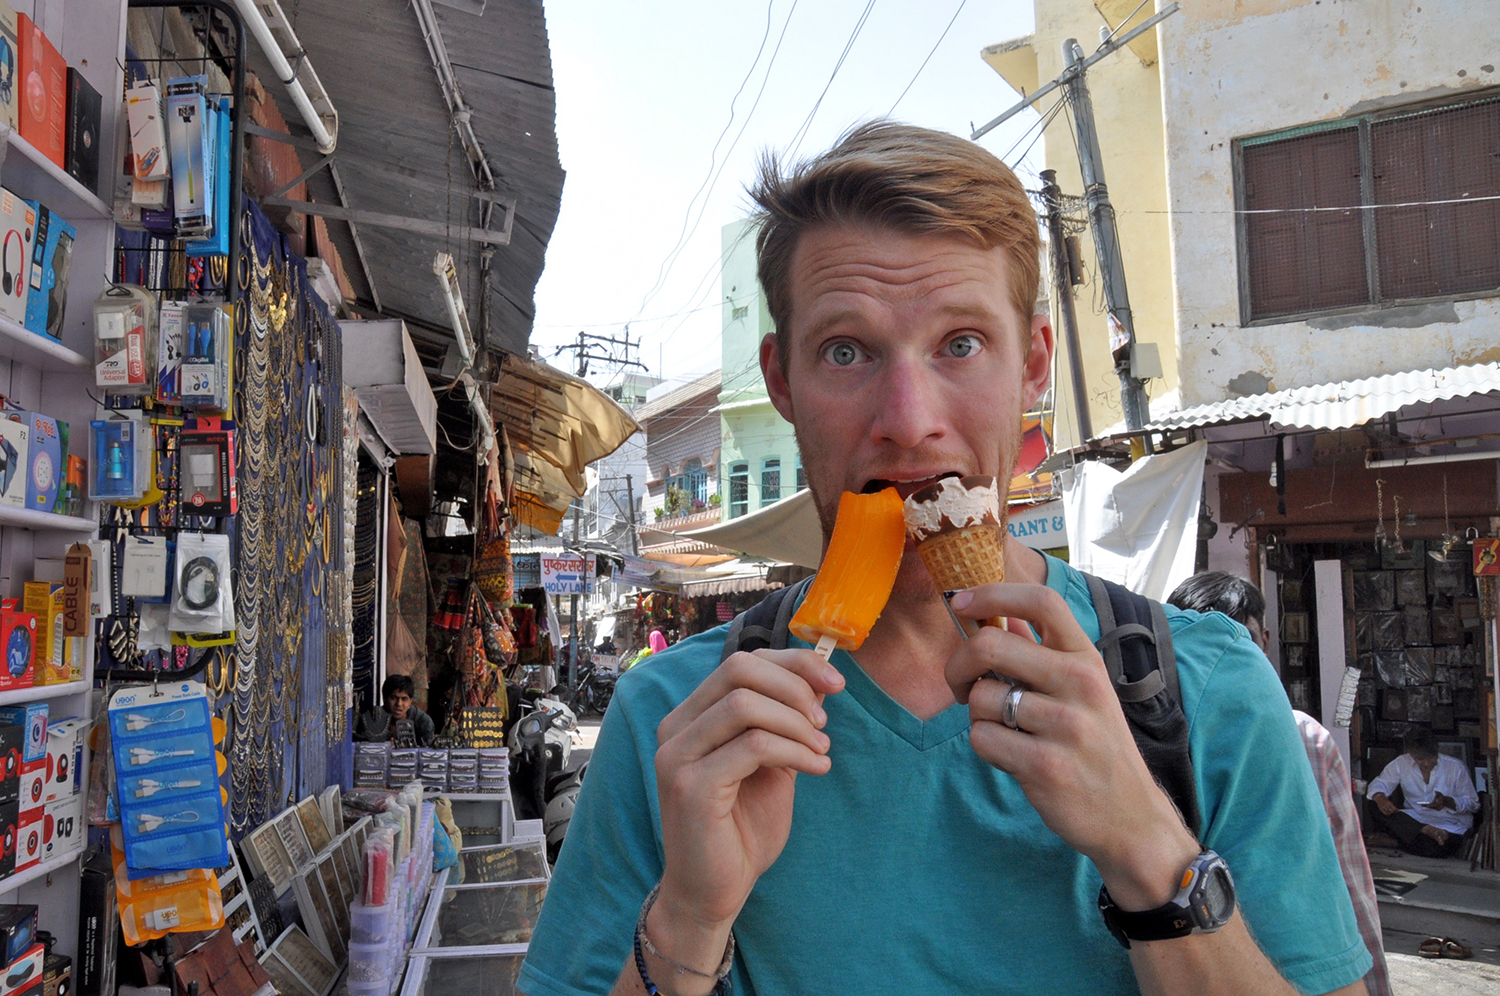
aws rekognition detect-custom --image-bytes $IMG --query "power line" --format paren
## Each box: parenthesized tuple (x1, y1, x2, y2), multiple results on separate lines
(887, 0, 967, 116)
(786, 0, 879, 160)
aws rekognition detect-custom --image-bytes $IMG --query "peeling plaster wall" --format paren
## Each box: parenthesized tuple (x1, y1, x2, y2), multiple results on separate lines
(1158, 0, 1500, 406)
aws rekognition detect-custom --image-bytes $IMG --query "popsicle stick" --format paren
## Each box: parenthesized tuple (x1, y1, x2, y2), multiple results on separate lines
(814, 634, 839, 660)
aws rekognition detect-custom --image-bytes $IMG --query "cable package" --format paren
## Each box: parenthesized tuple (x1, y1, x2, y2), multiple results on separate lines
(168, 532, 234, 634)
(108, 682, 228, 874)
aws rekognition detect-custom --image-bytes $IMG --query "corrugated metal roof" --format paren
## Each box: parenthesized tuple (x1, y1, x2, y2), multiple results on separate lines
(259, 0, 564, 359)
(1142, 362, 1500, 434)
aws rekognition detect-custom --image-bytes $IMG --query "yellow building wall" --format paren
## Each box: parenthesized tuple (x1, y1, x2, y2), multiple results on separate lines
(983, 0, 1175, 450)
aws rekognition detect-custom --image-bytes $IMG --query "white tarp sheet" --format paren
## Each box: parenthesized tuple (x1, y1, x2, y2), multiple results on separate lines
(1061, 440, 1205, 601)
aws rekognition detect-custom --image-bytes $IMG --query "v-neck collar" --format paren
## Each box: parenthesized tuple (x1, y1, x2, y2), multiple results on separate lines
(784, 554, 1069, 752)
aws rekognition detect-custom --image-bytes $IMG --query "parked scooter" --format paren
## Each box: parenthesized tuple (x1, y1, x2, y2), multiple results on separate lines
(508, 695, 577, 824)
(559, 658, 616, 717)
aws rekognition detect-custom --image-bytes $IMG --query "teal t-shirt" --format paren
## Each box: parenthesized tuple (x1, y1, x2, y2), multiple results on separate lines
(518, 556, 1371, 996)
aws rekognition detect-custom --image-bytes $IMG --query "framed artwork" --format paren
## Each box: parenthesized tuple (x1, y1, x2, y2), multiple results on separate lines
(1437, 740, 1470, 770)
(1282, 612, 1309, 644)
(296, 797, 333, 856)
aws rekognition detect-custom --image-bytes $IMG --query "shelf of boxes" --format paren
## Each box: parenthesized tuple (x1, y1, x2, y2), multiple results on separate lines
(0, 843, 86, 896)
(0, 314, 90, 372)
(2, 126, 112, 223)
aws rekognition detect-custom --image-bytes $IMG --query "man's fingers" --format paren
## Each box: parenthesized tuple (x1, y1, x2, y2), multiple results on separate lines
(660, 649, 843, 743)
(951, 583, 1094, 654)
(697, 727, 834, 785)
(968, 718, 1052, 779)
(945, 625, 1076, 701)
(675, 687, 830, 763)
(968, 680, 1066, 738)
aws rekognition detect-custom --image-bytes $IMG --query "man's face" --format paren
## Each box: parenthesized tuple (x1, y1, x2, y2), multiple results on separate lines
(386, 691, 412, 721)
(763, 223, 1053, 599)
(1413, 752, 1439, 778)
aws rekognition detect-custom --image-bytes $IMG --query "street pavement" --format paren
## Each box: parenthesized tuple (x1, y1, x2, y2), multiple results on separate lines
(1386, 952, 1500, 994)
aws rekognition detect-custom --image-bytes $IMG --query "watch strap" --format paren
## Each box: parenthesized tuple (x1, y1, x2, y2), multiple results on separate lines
(1098, 887, 1196, 947)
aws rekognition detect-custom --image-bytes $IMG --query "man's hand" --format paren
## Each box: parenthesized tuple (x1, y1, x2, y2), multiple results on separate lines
(1422, 792, 1453, 811)
(1373, 793, 1398, 816)
(647, 649, 843, 987)
(947, 584, 1199, 911)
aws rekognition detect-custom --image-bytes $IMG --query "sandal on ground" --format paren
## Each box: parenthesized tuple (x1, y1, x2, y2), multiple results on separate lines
(1419, 937, 1444, 958)
(1441, 938, 1473, 959)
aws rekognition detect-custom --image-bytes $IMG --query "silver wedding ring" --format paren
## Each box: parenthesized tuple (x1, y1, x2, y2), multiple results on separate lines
(1001, 685, 1025, 732)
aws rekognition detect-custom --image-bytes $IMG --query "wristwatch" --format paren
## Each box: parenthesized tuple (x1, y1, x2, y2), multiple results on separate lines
(1098, 849, 1236, 948)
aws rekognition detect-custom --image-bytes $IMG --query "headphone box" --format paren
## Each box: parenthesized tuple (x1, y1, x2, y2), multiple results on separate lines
(13, 807, 38, 873)
(65, 67, 100, 195)
(0, 942, 42, 996)
(0, 707, 43, 763)
(0, 417, 27, 509)
(22, 208, 74, 343)
(40, 794, 79, 862)
(0, 911, 33, 969)
(0, 1, 17, 133)
(41, 718, 83, 804)
(0, 606, 36, 692)
(16, 16, 64, 169)
(0, 189, 35, 327)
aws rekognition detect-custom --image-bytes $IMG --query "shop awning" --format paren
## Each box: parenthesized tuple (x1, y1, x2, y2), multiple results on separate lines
(660, 559, 775, 597)
(1139, 361, 1500, 436)
(684, 489, 825, 570)
(494, 355, 640, 534)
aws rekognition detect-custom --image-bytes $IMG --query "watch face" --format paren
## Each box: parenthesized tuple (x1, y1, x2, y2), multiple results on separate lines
(1199, 866, 1236, 923)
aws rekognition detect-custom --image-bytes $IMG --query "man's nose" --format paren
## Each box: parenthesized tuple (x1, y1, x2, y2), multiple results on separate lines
(869, 353, 947, 449)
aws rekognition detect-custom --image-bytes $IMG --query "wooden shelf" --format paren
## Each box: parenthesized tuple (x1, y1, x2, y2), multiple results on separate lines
(0, 843, 85, 896)
(0, 680, 89, 706)
(2, 127, 111, 222)
(0, 505, 95, 532)
(0, 315, 89, 373)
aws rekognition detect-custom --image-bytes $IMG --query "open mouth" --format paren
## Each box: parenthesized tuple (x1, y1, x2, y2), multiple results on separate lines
(861, 471, 961, 501)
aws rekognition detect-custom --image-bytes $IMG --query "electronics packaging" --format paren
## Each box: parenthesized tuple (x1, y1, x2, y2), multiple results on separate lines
(0, 3, 17, 133)
(0, 605, 35, 692)
(179, 420, 236, 515)
(23, 584, 77, 686)
(42, 718, 84, 803)
(42, 793, 82, 862)
(0, 190, 35, 327)
(0, 416, 26, 509)
(87, 414, 151, 502)
(108, 682, 229, 873)
(20, 414, 62, 513)
(179, 304, 229, 410)
(93, 285, 157, 393)
(66, 68, 102, 194)
(22, 205, 74, 343)
(164, 77, 212, 235)
(0, 942, 42, 996)
(16, 16, 64, 169)
(108, 824, 224, 943)
(41, 953, 67, 996)
(15, 807, 40, 872)
(156, 301, 183, 402)
(125, 81, 167, 181)
(185, 96, 231, 257)
(169, 532, 233, 633)
(0, 907, 35, 964)
(0, 723, 21, 804)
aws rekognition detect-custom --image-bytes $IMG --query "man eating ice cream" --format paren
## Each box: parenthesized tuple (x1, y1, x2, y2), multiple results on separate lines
(519, 122, 1371, 996)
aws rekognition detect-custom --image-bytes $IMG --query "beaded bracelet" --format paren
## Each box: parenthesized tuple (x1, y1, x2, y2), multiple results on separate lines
(633, 883, 733, 995)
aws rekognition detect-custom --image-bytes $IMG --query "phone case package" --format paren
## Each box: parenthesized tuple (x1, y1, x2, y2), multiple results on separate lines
(108, 682, 228, 874)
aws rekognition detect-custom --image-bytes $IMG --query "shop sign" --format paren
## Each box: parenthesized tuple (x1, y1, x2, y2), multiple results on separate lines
(592, 654, 620, 674)
(1006, 499, 1068, 550)
(513, 552, 541, 587)
(542, 554, 594, 595)
(1476, 538, 1500, 576)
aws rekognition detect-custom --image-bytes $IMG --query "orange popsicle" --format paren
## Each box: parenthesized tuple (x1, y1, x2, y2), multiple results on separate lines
(789, 488, 906, 659)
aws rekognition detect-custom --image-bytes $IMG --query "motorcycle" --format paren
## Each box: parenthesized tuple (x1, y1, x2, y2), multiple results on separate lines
(559, 658, 616, 717)
(508, 695, 578, 824)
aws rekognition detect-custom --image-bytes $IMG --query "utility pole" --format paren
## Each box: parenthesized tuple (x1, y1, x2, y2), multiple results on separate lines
(1061, 38, 1150, 434)
(625, 474, 639, 556)
(554, 330, 649, 380)
(1040, 169, 1092, 441)
(570, 498, 581, 689)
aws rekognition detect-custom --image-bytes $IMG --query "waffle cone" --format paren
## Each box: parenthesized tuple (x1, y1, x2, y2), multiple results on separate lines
(916, 525, 1006, 628)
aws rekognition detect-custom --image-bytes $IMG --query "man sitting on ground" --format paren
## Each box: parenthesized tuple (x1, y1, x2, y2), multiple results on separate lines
(1366, 731, 1479, 858)
(354, 674, 436, 747)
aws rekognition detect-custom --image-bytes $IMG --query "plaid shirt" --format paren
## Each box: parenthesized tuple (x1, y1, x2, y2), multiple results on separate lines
(1295, 711, 1390, 996)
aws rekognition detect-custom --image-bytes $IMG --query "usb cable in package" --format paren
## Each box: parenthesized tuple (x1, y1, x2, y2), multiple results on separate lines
(168, 533, 234, 635)
(108, 682, 228, 874)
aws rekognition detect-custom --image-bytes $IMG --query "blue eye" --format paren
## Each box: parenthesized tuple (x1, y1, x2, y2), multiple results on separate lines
(825, 342, 862, 366)
(946, 335, 979, 358)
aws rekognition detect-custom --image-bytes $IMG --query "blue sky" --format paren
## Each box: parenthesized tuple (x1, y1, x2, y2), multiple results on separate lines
(530, 0, 1046, 393)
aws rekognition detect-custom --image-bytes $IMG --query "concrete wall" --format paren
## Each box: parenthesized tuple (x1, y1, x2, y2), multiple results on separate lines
(1159, 0, 1500, 406)
(985, 0, 1178, 447)
(642, 384, 721, 515)
(719, 219, 801, 518)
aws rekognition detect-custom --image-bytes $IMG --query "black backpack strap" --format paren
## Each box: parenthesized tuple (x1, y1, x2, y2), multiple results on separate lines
(721, 576, 816, 663)
(1084, 573, 1202, 837)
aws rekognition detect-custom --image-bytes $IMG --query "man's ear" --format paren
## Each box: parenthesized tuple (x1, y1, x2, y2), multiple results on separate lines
(761, 333, 797, 424)
(1021, 313, 1055, 411)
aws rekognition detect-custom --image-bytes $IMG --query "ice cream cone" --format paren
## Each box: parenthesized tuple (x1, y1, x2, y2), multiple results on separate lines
(916, 524, 1007, 629)
(904, 475, 1008, 630)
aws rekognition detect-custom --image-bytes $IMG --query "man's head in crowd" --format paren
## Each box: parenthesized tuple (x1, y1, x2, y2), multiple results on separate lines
(1167, 571, 1269, 650)
(382, 674, 415, 721)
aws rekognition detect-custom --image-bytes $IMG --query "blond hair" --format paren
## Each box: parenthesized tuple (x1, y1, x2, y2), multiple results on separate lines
(750, 121, 1041, 370)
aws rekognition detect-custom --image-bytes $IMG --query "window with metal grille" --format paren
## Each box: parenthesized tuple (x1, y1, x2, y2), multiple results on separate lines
(1236, 93, 1500, 322)
(729, 462, 748, 518)
(761, 458, 781, 507)
(795, 457, 806, 492)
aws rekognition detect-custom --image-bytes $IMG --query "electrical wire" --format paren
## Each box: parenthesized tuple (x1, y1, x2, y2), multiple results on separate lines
(786, 0, 879, 160)
(887, 0, 967, 116)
